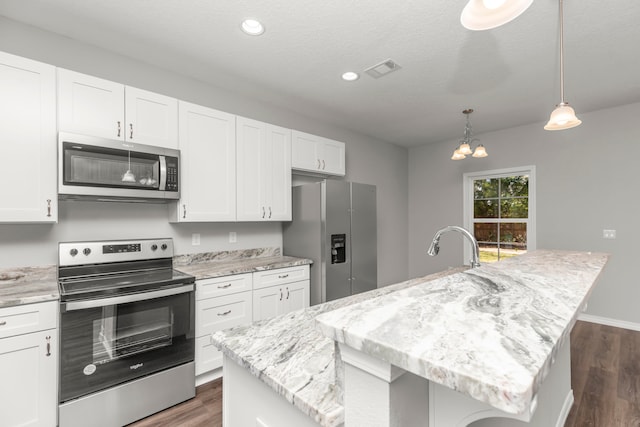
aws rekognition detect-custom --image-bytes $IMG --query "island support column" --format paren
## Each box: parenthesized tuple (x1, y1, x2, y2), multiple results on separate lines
(339, 343, 430, 427)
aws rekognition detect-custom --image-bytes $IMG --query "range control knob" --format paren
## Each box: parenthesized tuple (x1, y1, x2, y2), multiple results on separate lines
(161, 243, 168, 251)
(69, 248, 78, 257)
(83, 248, 91, 256)
(151, 244, 158, 251)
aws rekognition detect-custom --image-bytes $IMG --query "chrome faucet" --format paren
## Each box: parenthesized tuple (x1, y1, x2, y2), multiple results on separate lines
(427, 225, 481, 268)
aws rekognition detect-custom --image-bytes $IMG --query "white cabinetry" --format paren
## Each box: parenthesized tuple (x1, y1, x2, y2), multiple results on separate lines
(171, 102, 236, 222)
(252, 266, 310, 322)
(195, 273, 252, 376)
(0, 301, 57, 427)
(236, 117, 291, 221)
(291, 130, 345, 176)
(0, 52, 57, 223)
(58, 69, 178, 148)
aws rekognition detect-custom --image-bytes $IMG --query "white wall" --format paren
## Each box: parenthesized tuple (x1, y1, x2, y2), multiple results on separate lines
(409, 102, 640, 325)
(0, 16, 409, 287)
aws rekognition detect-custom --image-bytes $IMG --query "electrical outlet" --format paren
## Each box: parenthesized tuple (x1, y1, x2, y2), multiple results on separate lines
(602, 229, 616, 239)
(229, 232, 237, 243)
(192, 233, 201, 245)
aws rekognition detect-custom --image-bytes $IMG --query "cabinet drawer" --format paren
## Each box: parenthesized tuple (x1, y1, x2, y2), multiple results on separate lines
(0, 301, 57, 340)
(196, 291, 252, 337)
(196, 273, 252, 300)
(195, 334, 223, 376)
(253, 266, 310, 290)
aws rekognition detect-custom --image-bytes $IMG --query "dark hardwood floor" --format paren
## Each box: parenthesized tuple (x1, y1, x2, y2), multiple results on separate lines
(128, 321, 640, 427)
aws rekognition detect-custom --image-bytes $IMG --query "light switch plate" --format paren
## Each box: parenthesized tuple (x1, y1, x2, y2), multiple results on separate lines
(192, 233, 201, 245)
(603, 229, 616, 239)
(229, 231, 237, 243)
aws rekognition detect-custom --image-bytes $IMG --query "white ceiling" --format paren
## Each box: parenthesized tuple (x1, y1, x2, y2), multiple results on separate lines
(1, 0, 639, 148)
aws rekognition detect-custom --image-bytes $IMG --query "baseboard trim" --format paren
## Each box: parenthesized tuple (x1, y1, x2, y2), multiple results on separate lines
(556, 390, 574, 427)
(578, 313, 640, 332)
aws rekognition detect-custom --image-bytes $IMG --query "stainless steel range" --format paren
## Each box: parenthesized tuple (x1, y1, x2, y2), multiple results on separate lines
(57, 238, 195, 427)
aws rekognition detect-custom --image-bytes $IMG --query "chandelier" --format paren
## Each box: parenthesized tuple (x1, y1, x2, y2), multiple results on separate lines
(451, 109, 488, 160)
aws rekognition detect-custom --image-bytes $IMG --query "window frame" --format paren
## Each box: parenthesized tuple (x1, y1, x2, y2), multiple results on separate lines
(463, 165, 536, 265)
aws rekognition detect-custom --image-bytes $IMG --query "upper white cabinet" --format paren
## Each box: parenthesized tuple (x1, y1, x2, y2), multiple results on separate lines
(170, 101, 236, 222)
(291, 130, 345, 176)
(0, 52, 57, 223)
(236, 117, 291, 221)
(58, 69, 178, 149)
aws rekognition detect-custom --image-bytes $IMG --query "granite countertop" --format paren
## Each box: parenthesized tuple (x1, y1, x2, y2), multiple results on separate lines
(174, 247, 313, 280)
(0, 265, 59, 308)
(315, 250, 609, 416)
(212, 267, 466, 427)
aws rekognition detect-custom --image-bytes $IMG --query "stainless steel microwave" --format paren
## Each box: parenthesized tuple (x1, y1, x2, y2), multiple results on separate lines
(58, 132, 180, 202)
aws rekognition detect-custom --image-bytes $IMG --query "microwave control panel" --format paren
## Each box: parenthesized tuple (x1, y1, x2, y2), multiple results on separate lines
(165, 157, 179, 192)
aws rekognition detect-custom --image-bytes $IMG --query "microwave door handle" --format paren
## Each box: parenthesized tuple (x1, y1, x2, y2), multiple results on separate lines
(61, 284, 194, 312)
(159, 155, 167, 191)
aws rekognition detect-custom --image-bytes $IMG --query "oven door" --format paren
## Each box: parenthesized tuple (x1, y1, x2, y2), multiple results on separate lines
(59, 284, 194, 403)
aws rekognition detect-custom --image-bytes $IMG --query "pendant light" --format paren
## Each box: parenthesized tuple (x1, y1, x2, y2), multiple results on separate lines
(544, 0, 581, 130)
(461, 0, 534, 31)
(451, 109, 488, 160)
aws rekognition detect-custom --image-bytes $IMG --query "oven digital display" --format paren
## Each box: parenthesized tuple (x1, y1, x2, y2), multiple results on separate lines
(103, 244, 141, 254)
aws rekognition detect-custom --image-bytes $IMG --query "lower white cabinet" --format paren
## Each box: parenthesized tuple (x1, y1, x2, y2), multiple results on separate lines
(195, 265, 310, 376)
(0, 301, 57, 427)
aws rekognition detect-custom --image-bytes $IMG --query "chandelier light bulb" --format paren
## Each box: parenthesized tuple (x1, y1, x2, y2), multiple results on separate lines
(451, 149, 466, 160)
(458, 143, 473, 155)
(472, 145, 488, 157)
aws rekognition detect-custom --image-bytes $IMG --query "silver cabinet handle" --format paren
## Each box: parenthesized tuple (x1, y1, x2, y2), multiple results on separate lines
(129, 123, 133, 139)
(183, 204, 186, 219)
(46, 336, 51, 357)
(279, 288, 283, 301)
(0, 321, 6, 326)
(317, 159, 321, 169)
(262, 207, 266, 219)
(286, 287, 290, 299)
(117, 121, 121, 137)
(278, 274, 289, 279)
(217, 310, 231, 316)
(46, 199, 52, 217)
(322, 159, 326, 170)
(268, 207, 272, 219)
(218, 283, 232, 289)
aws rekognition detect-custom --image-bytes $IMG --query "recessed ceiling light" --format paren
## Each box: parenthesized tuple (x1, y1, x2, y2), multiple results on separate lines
(241, 19, 265, 36)
(341, 72, 359, 81)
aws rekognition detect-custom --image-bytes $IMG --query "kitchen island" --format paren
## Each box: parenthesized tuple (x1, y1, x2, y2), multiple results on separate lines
(212, 250, 608, 427)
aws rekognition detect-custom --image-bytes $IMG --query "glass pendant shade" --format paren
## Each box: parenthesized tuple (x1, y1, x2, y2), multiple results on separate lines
(451, 149, 466, 160)
(458, 143, 473, 155)
(472, 144, 488, 157)
(544, 103, 581, 130)
(461, 0, 534, 30)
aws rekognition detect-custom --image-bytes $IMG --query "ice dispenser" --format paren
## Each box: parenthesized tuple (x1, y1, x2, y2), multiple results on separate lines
(331, 234, 346, 264)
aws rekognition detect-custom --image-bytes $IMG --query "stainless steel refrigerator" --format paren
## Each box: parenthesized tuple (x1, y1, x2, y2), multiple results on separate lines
(283, 180, 377, 305)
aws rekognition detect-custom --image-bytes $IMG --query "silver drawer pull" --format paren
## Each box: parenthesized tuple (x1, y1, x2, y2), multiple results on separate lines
(218, 310, 232, 316)
(0, 321, 6, 326)
(278, 274, 289, 279)
(218, 284, 232, 289)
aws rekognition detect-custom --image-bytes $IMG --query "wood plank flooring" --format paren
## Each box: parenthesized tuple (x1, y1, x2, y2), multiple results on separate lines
(128, 320, 640, 427)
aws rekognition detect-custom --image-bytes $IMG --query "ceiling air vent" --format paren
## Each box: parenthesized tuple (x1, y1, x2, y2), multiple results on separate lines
(365, 59, 402, 79)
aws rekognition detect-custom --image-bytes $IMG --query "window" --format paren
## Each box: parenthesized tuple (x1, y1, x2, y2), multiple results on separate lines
(463, 166, 536, 263)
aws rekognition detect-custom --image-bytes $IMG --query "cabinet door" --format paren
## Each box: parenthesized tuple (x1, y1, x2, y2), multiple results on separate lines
(319, 137, 346, 176)
(0, 52, 57, 223)
(265, 124, 292, 221)
(0, 329, 57, 427)
(57, 68, 125, 140)
(124, 86, 178, 149)
(172, 101, 236, 222)
(291, 130, 320, 172)
(283, 281, 310, 313)
(236, 116, 266, 221)
(252, 286, 285, 322)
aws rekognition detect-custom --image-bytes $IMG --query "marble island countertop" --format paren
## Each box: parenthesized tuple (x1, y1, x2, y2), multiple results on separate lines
(315, 250, 609, 417)
(212, 267, 466, 427)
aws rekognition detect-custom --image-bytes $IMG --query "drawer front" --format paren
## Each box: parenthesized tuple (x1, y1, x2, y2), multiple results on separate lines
(253, 265, 310, 290)
(196, 273, 252, 300)
(0, 301, 57, 340)
(196, 291, 252, 337)
(195, 335, 223, 375)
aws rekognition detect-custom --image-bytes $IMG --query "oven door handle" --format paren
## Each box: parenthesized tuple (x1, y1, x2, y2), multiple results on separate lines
(61, 284, 195, 312)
